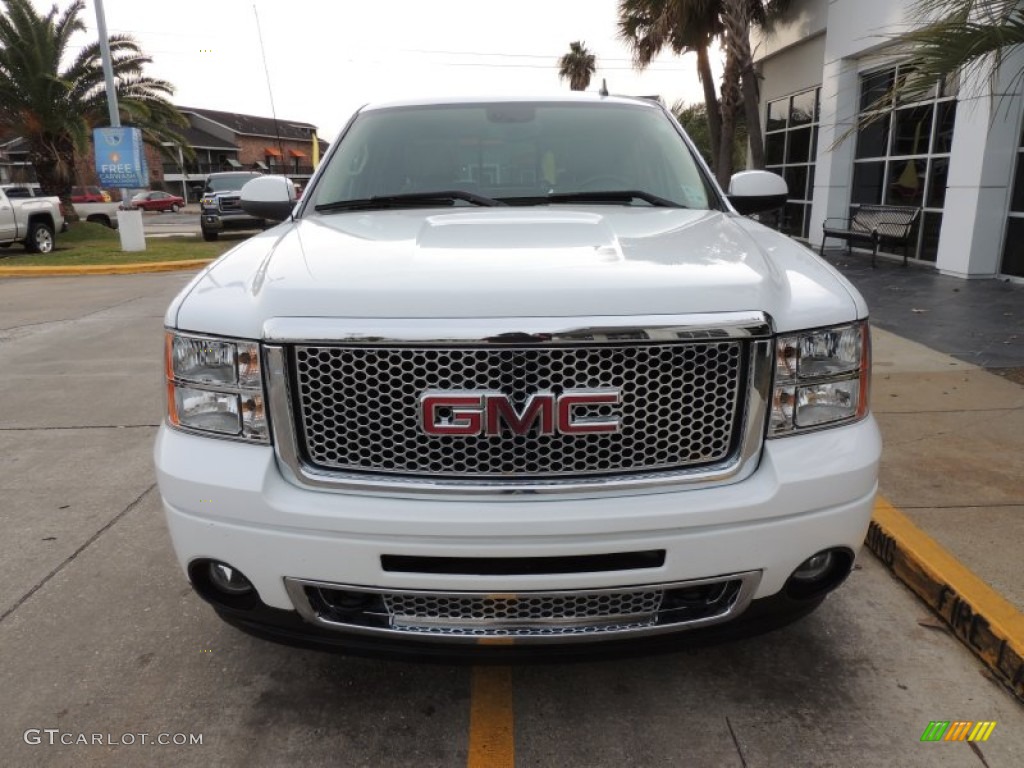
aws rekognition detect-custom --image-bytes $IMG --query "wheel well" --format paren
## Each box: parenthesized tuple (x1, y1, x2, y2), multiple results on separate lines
(26, 213, 55, 231)
(86, 214, 112, 228)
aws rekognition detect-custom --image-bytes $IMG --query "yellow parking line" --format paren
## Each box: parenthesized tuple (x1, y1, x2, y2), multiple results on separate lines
(468, 666, 514, 768)
(868, 496, 1024, 701)
(0, 259, 213, 277)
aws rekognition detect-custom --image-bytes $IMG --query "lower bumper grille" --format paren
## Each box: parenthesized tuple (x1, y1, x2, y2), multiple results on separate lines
(284, 573, 761, 644)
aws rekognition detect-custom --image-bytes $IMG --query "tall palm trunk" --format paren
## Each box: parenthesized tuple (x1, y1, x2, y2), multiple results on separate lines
(717, 52, 741, 188)
(721, 0, 764, 169)
(696, 45, 723, 174)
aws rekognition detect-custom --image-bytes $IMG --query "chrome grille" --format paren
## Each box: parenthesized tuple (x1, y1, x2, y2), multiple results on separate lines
(291, 342, 746, 479)
(284, 574, 762, 644)
(218, 195, 241, 212)
(386, 590, 663, 626)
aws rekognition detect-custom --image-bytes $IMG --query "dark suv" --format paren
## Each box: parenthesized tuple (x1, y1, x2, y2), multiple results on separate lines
(199, 172, 264, 241)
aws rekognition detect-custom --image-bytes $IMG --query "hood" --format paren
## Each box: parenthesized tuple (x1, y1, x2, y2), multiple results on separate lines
(171, 207, 864, 339)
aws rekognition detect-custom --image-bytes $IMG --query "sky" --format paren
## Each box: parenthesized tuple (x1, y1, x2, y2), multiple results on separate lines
(51, 0, 722, 140)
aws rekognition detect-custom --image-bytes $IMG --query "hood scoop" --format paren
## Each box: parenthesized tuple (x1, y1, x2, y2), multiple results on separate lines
(415, 211, 622, 261)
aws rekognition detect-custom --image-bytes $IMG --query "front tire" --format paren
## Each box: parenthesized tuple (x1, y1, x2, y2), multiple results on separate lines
(26, 221, 54, 254)
(201, 228, 218, 242)
(171, 203, 180, 213)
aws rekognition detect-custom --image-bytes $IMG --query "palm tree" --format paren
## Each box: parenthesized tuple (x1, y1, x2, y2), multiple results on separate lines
(833, 0, 1022, 147)
(0, 0, 187, 206)
(889, 0, 1022, 104)
(558, 41, 597, 91)
(618, 0, 791, 182)
(619, 0, 723, 176)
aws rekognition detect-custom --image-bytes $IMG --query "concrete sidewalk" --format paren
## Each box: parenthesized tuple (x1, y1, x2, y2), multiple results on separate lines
(824, 251, 1024, 699)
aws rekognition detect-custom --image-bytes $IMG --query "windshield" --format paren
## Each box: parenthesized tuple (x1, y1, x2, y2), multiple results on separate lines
(310, 102, 714, 210)
(206, 173, 260, 192)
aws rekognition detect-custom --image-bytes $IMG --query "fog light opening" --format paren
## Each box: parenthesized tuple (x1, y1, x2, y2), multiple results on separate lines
(785, 548, 853, 600)
(188, 558, 260, 610)
(792, 552, 834, 582)
(209, 561, 255, 595)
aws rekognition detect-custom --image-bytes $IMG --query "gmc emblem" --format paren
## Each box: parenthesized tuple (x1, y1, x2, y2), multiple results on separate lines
(419, 389, 621, 436)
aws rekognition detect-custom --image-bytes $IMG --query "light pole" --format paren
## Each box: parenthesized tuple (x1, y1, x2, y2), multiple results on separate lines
(94, 0, 144, 250)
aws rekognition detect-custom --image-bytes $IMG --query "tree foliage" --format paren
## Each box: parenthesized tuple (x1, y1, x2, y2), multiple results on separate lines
(673, 100, 747, 169)
(558, 41, 597, 91)
(0, 0, 187, 203)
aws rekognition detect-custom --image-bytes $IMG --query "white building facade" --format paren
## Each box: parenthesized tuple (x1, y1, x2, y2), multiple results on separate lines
(754, 0, 1024, 279)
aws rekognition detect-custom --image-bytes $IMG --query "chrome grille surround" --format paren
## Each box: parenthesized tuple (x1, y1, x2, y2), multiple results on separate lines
(293, 342, 743, 478)
(284, 572, 761, 644)
(218, 195, 241, 212)
(264, 313, 774, 496)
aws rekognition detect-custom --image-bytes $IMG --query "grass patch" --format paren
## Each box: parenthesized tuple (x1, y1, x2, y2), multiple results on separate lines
(0, 221, 235, 266)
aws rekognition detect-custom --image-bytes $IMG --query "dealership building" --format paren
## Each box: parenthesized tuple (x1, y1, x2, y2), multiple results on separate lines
(754, 0, 1024, 279)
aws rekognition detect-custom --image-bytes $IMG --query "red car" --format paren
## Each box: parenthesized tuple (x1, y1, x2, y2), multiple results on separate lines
(71, 185, 111, 203)
(131, 190, 186, 212)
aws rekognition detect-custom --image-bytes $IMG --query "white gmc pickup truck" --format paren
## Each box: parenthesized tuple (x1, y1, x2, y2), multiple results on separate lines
(155, 95, 881, 659)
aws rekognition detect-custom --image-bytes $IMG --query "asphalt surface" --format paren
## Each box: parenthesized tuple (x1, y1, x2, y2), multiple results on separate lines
(821, 251, 1024, 373)
(1, 273, 1022, 767)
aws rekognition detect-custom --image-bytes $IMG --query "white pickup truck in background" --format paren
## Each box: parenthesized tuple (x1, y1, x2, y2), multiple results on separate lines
(0, 186, 63, 253)
(73, 201, 122, 229)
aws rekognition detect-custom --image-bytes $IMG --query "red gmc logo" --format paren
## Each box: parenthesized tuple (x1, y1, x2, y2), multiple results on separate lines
(419, 389, 621, 436)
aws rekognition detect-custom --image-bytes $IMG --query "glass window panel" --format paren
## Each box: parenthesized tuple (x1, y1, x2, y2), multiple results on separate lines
(855, 117, 890, 159)
(919, 211, 942, 262)
(1002, 217, 1024, 276)
(1011, 158, 1024, 213)
(941, 72, 959, 99)
(814, 89, 821, 122)
(790, 91, 816, 127)
(766, 133, 785, 165)
(895, 66, 938, 105)
(892, 105, 933, 156)
(767, 99, 788, 132)
(807, 164, 816, 200)
(851, 161, 885, 204)
(787, 127, 812, 164)
(927, 158, 949, 208)
(886, 159, 926, 207)
(784, 165, 809, 201)
(861, 69, 895, 112)
(781, 202, 805, 237)
(934, 101, 956, 154)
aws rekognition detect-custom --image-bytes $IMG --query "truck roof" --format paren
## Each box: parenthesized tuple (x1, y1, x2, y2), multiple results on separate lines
(359, 93, 663, 113)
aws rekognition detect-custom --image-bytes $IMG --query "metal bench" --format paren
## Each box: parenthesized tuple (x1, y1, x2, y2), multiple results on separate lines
(820, 205, 921, 267)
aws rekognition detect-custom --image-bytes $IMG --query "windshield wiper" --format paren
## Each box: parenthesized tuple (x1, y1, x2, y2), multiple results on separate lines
(501, 190, 684, 208)
(315, 190, 505, 212)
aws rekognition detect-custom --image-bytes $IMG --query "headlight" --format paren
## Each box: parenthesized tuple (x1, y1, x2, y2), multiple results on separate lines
(768, 320, 870, 437)
(164, 331, 268, 442)
(201, 196, 216, 207)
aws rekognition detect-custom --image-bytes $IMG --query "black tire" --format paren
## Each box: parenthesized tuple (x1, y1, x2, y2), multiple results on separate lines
(87, 214, 113, 229)
(26, 221, 54, 253)
(201, 228, 218, 242)
(171, 203, 180, 213)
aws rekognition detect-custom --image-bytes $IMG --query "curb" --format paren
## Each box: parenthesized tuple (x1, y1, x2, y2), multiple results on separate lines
(867, 496, 1024, 702)
(0, 259, 213, 277)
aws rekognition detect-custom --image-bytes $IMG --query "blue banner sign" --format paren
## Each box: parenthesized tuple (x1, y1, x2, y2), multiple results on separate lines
(93, 127, 149, 188)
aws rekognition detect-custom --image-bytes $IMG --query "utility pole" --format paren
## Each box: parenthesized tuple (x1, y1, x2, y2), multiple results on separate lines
(94, 0, 145, 250)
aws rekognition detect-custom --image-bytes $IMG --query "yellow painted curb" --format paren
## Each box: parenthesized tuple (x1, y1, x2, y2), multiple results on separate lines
(867, 496, 1024, 701)
(0, 259, 213, 277)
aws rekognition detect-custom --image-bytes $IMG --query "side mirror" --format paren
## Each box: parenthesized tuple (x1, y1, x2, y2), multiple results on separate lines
(727, 170, 788, 215)
(240, 176, 296, 221)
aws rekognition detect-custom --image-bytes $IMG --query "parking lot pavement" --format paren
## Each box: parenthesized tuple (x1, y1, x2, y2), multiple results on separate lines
(2, 273, 1023, 767)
